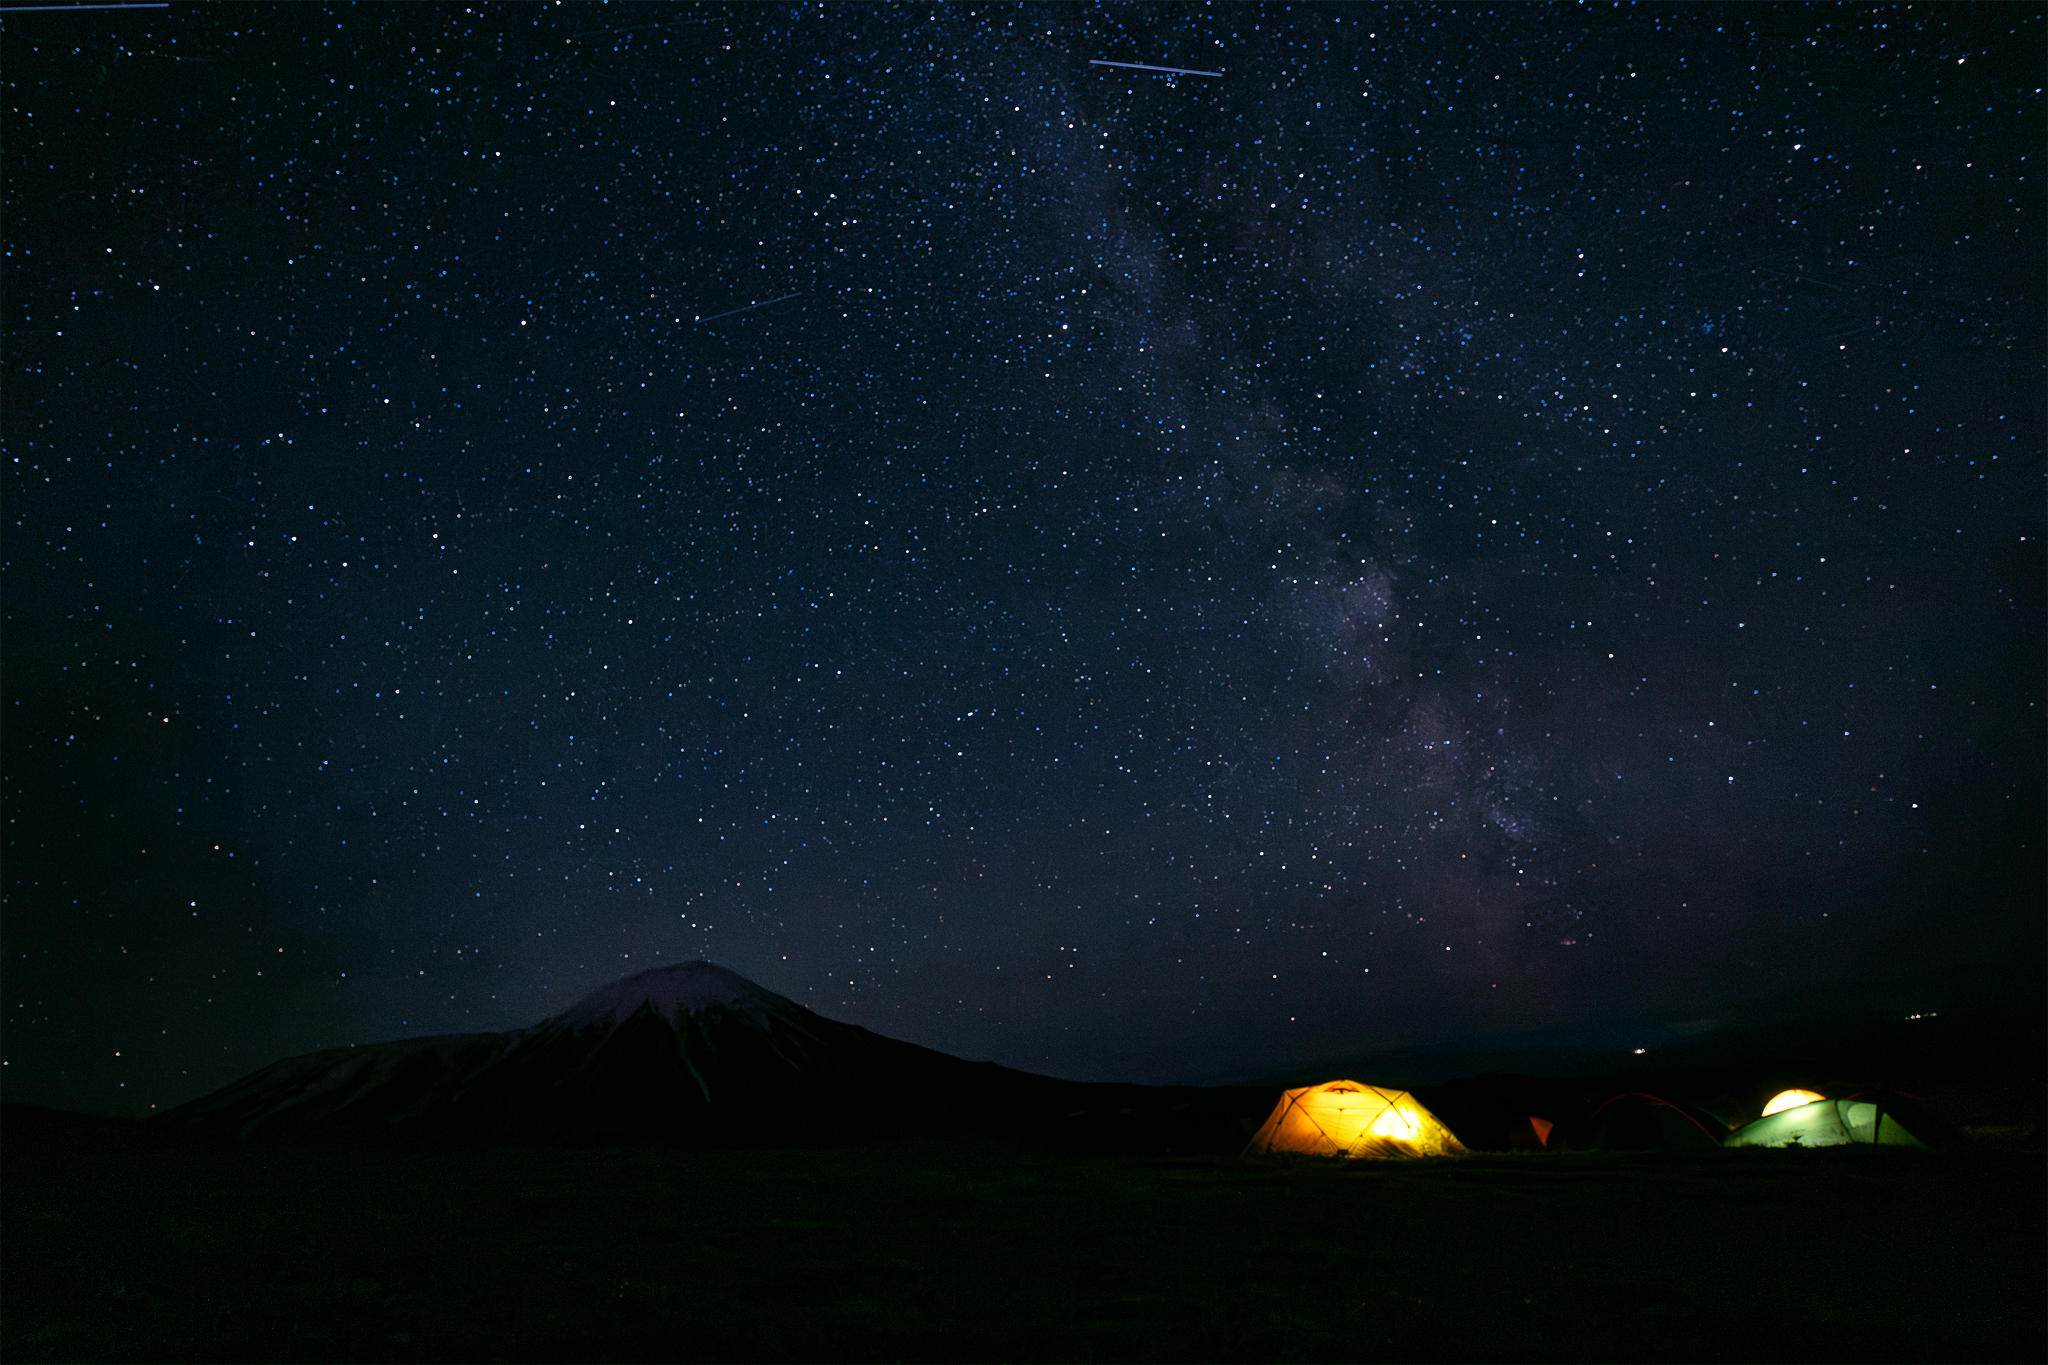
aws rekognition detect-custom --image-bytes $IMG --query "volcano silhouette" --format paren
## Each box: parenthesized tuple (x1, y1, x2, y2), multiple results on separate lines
(159, 962, 1085, 1146)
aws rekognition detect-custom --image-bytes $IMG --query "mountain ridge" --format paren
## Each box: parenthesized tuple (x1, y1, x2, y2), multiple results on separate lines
(155, 961, 1275, 1150)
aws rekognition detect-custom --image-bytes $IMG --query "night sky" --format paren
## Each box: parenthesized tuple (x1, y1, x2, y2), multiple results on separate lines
(6, 4, 2041, 1117)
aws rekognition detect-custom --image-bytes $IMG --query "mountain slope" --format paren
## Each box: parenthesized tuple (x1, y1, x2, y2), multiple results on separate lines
(157, 962, 1116, 1146)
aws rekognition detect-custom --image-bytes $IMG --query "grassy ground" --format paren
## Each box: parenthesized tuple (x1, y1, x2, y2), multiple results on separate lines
(5, 1121, 2041, 1363)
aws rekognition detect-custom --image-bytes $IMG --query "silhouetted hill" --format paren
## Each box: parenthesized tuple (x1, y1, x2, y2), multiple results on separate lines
(152, 961, 1274, 1152)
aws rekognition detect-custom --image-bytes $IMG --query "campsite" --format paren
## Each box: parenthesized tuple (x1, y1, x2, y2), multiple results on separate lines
(6, 1111, 2041, 1363)
(9, 5, 2040, 1360)
(5, 964, 2042, 1363)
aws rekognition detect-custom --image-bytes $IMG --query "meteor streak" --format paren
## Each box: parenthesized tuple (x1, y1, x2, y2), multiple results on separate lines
(694, 293, 799, 324)
(1088, 59, 1224, 78)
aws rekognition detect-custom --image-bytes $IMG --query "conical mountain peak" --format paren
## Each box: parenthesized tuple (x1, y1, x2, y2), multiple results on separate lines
(156, 955, 1258, 1151)
(545, 960, 796, 1031)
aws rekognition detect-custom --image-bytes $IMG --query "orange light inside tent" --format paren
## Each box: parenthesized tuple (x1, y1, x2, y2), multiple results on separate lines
(1529, 1116, 1554, 1146)
(1762, 1088, 1827, 1116)
(1243, 1080, 1467, 1159)
(1368, 1104, 1421, 1141)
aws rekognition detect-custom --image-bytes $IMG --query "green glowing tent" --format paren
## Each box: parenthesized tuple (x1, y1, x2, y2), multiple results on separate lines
(1724, 1097, 1926, 1149)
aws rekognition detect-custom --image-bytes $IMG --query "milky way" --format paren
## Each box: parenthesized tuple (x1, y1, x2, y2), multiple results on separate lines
(6, 4, 2040, 1112)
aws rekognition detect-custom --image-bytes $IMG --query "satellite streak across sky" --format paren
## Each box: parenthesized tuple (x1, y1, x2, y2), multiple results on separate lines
(1088, 59, 1224, 77)
(695, 293, 799, 323)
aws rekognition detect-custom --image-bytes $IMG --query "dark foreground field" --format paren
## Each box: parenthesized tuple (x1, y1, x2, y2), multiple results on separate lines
(6, 1114, 2042, 1364)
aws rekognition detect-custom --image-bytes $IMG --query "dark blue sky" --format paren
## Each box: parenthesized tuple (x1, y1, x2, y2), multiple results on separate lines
(6, 3, 2040, 1115)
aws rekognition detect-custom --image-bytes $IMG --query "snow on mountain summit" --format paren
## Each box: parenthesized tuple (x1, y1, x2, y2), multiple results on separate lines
(543, 960, 798, 1031)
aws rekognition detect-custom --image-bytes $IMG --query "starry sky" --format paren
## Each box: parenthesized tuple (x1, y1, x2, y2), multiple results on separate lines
(6, 3, 2041, 1116)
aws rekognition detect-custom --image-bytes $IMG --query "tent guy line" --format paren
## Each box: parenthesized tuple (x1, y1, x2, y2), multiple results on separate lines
(1089, 59, 1225, 77)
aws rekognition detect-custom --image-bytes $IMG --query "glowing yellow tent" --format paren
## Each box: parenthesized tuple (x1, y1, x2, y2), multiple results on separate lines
(1761, 1088, 1828, 1116)
(1244, 1080, 1467, 1159)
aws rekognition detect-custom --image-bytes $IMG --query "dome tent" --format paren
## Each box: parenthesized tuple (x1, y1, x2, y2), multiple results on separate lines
(1243, 1080, 1466, 1159)
(1574, 1093, 1727, 1151)
(1762, 1088, 1829, 1116)
(1725, 1097, 1927, 1149)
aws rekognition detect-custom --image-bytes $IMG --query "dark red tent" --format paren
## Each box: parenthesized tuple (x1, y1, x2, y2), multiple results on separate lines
(1574, 1092, 1726, 1151)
